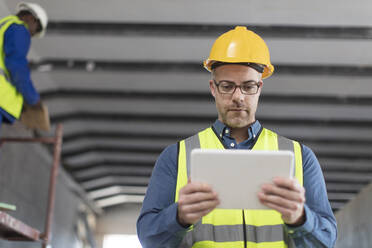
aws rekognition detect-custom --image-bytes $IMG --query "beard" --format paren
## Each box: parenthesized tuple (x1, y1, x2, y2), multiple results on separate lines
(221, 110, 255, 128)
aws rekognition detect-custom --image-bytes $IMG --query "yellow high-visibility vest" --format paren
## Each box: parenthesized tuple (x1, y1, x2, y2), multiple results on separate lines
(0, 15, 25, 119)
(176, 127, 303, 248)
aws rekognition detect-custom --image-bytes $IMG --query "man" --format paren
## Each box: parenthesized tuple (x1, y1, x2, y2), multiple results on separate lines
(0, 2, 48, 130)
(137, 26, 337, 247)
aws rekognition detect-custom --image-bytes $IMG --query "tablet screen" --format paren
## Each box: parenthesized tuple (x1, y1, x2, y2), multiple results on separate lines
(190, 149, 294, 209)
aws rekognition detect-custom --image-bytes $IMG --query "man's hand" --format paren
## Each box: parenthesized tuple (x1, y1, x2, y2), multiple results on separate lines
(258, 177, 306, 226)
(177, 180, 220, 226)
(32, 100, 43, 109)
(22, 100, 43, 112)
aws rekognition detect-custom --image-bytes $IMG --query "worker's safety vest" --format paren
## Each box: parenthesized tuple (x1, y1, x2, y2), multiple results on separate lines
(0, 15, 25, 119)
(175, 126, 303, 248)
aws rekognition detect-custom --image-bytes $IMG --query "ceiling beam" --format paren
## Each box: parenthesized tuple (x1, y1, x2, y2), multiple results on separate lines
(326, 183, 366, 193)
(328, 193, 357, 201)
(96, 194, 144, 208)
(64, 152, 158, 169)
(65, 159, 154, 172)
(330, 202, 346, 211)
(62, 145, 162, 158)
(87, 186, 147, 200)
(46, 22, 372, 40)
(32, 60, 372, 77)
(82, 176, 150, 190)
(74, 166, 153, 181)
(324, 172, 372, 184)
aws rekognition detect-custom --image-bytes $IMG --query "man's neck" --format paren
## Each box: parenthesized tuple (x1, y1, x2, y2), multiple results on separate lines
(230, 126, 250, 144)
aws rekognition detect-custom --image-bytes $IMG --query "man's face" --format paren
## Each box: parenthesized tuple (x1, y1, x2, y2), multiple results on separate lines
(29, 16, 41, 37)
(23, 15, 41, 37)
(209, 64, 263, 128)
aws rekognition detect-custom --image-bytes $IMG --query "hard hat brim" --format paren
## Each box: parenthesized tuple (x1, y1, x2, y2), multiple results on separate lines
(204, 59, 274, 79)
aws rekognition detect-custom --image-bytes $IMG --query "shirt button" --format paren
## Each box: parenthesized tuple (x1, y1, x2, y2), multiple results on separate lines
(230, 143, 235, 147)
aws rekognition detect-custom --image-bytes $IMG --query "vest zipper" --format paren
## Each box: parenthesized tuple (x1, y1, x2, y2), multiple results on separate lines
(242, 209, 247, 248)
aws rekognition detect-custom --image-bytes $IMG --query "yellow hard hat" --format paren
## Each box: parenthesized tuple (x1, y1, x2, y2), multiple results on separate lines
(204, 26, 274, 79)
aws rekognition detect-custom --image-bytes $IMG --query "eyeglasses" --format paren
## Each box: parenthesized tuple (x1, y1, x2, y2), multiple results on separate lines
(213, 80, 261, 95)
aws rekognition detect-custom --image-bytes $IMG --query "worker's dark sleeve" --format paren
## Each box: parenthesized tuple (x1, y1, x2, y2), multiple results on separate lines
(4, 24, 40, 105)
(137, 144, 188, 248)
(285, 145, 337, 247)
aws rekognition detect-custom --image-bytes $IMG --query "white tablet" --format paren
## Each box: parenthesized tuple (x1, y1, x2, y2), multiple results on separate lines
(190, 149, 294, 209)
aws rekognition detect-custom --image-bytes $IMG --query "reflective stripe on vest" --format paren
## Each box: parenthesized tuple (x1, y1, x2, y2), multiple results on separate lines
(176, 127, 303, 248)
(0, 16, 25, 119)
(187, 223, 284, 242)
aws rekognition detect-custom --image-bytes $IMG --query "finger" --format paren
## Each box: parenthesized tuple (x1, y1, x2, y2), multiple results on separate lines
(180, 182, 214, 194)
(261, 184, 305, 203)
(182, 206, 217, 223)
(272, 177, 303, 193)
(185, 204, 220, 219)
(260, 201, 304, 225)
(260, 201, 295, 220)
(199, 206, 218, 218)
(258, 192, 300, 211)
(180, 191, 219, 205)
(181, 199, 220, 213)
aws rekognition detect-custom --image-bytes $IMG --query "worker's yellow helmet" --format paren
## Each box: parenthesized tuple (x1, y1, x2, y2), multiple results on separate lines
(204, 26, 274, 79)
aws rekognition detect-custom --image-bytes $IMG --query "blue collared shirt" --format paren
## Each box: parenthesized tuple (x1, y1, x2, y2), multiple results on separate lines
(137, 120, 337, 248)
(0, 22, 40, 123)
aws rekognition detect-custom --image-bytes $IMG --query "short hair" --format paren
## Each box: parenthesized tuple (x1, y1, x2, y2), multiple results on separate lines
(16, 10, 34, 18)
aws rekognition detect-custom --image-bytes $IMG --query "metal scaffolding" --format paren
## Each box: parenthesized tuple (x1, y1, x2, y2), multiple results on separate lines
(0, 124, 63, 248)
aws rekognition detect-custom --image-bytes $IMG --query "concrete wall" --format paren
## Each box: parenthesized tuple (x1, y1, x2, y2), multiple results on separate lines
(95, 203, 141, 247)
(335, 183, 372, 248)
(0, 122, 92, 248)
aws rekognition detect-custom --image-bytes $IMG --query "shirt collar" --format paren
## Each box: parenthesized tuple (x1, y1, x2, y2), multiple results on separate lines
(212, 119, 262, 140)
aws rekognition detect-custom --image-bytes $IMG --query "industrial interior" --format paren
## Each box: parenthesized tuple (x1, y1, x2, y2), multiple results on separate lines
(1, 0, 372, 247)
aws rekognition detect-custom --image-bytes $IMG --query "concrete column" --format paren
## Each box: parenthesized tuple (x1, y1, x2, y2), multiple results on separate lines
(335, 182, 372, 247)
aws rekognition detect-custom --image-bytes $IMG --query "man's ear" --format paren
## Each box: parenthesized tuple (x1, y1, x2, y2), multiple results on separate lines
(209, 80, 216, 98)
(258, 81, 264, 95)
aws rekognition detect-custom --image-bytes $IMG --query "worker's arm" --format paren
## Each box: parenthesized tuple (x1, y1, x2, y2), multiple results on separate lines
(259, 145, 337, 248)
(137, 144, 189, 248)
(4, 24, 40, 105)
